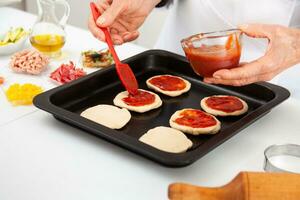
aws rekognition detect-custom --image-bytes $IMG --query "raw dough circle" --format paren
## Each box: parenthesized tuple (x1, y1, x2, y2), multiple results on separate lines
(146, 74, 191, 97)
(80, 104, 131, 129)
(201, 95, 248, 116)
(113, 89, 162, 113)
(169, 108, 221, 135)
(139, 126, 193, 153)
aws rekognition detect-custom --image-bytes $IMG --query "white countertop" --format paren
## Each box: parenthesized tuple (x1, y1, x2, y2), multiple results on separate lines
(0, 7, 300, 200)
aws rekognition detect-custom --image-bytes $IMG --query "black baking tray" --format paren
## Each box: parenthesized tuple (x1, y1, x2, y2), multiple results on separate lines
(33, 50, 290, 167)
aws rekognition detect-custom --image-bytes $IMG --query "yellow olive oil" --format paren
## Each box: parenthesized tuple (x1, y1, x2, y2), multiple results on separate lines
(30, 34, 65, 57)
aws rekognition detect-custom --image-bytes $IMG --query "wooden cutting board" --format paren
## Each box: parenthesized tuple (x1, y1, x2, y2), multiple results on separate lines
(168, 172, 300, 200)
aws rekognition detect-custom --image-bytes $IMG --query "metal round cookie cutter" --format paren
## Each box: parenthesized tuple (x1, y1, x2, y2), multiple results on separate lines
(264, 144, 300, 173)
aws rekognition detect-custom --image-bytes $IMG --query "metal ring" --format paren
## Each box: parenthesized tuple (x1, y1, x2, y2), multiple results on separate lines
(264, 144, 300, 173)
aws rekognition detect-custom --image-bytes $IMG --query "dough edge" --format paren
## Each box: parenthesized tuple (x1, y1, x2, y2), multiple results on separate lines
(146, 75, 191, 97)
(139, 126, 193, 153)
(80, 104, 131, 129)
(200, 95, 248, 116)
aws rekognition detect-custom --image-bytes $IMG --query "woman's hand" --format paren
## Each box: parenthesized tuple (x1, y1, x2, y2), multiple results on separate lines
(204, 24, 300, 86)
(88, 0, 160, 45)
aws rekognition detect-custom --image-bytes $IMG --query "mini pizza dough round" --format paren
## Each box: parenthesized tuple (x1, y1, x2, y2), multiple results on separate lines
(80, 104, 131, 129)
(113, 89, 162, 113)
(201, 95, 248, 116)
(170, 109, 221, 135)
(146, 75, 191, 97)
(139, 126, 193, 153)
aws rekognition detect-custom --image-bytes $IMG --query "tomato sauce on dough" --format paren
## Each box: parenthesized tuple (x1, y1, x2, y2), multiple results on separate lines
(206, 96, 243, 113)
(122, 90, 155, 106)
(149, 75, 186, 91)
(175, 109, 217, 128)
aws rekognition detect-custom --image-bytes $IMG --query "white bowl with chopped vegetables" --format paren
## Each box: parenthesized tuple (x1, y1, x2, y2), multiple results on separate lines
(0, 27, 29, 56)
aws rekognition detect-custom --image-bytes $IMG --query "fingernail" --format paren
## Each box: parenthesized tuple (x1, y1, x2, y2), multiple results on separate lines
(123, 34, 130, 41)
(114, 40, 122, 45)
(123, 32, 130, 36)
(97, 17, 105, 25)
(213, 74, 221, 79)
(123, 32, 130, 38)
(97, 36, 104, 41)
(204, 78, 212, 83)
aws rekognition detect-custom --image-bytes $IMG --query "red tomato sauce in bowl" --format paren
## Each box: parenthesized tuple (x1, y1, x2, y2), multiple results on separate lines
(182, 29, 242, 77)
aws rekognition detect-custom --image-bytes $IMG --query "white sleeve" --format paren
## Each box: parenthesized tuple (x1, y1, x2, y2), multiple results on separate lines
(290, 0, 300, 27)
(202, 0, 296, 27)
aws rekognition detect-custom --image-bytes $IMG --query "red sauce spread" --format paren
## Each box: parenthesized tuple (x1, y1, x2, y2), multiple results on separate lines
(122, 90, 155, 106)
(175, 109, 217, 128)
(149, 75, 186, 91)
(206, 96, 243, 113)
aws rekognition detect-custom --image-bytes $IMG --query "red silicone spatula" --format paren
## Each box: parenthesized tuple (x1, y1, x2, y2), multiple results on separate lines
(90, 2, 139, 95)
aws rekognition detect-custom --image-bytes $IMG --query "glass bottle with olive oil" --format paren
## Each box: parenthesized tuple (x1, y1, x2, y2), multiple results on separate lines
(30, 34, 65, 55)
(30, 0, 70, 58)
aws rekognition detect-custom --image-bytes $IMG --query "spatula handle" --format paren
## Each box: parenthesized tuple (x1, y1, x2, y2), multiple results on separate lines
(90, 2, 121, 65)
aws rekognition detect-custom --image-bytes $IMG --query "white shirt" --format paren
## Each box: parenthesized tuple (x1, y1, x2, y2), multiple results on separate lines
(155, 0, 298, 54)
(155, 0, 300, 99)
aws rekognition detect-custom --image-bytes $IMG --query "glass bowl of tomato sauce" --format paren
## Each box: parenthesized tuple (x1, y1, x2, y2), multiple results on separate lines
(181, 29, 242, 77)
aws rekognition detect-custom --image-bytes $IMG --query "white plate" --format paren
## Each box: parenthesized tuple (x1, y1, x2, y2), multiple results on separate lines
(0, 31, 29, 56)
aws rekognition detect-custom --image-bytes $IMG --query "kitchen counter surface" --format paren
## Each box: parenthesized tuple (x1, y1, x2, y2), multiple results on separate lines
(0, 7, 300, 200)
